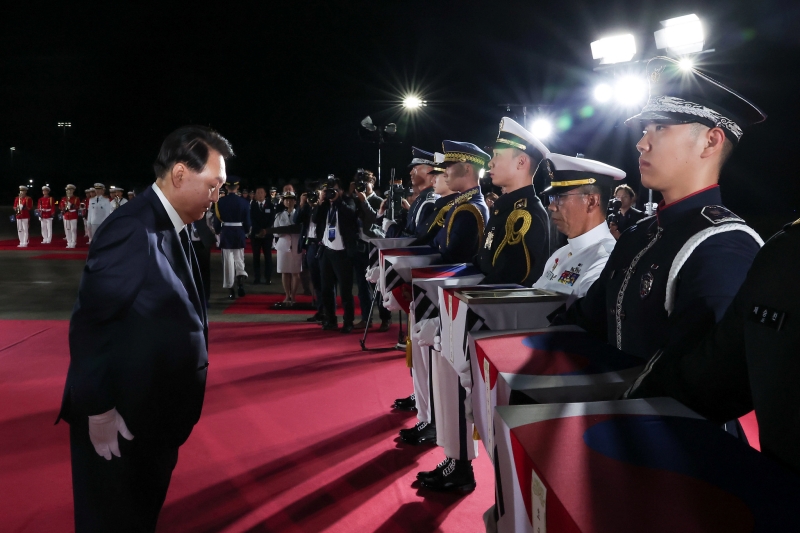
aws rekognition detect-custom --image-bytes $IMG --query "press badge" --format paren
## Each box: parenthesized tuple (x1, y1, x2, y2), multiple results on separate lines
(328, 225, 336, 241)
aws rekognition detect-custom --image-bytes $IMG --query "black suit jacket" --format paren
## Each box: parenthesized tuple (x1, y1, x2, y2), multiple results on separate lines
(59, 185, 208, 447)
(313, 196, 360, 255)
(250, 200, 276, 237)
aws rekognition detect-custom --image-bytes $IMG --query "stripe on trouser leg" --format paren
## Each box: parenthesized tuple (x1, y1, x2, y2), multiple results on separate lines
(458, 379, 467, 460)
(428, 347, 435, 426)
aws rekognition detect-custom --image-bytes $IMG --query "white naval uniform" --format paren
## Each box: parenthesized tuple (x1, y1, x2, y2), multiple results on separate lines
(109, 197, 128, 212)
(533, 221, 616, 306)
(87, 196, 111, 239)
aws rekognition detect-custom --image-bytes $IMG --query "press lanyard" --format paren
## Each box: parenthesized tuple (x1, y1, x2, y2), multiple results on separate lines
(327, 206, 337, 241)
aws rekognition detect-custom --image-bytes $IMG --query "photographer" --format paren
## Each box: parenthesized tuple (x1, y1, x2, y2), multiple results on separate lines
(379, 147, 436, 238)
(250, 187, 275, 285)
(296, 182, 325, 322)
(313, 177, 359, 333)
(608, 184, 645, 239)
(350, 170, 392, 331)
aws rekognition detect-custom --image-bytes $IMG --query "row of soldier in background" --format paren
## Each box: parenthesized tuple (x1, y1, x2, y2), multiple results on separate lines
(12, 183, 134, 248)
(369, 56, 799, 498)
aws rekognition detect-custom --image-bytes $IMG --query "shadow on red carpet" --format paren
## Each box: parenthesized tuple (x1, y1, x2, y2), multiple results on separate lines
(224, 294, 360, 315)
(0, 320, 495, 532)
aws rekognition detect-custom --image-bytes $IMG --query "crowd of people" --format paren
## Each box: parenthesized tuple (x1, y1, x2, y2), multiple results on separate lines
(49, 56, 800, 532)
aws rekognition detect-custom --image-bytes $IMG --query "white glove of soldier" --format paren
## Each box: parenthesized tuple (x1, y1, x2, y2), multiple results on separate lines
(88, 407, 134, 460)
(433, 334, 442, 352)
(382, 218, 396, 233)
(383, 292, 403, 312)
(413, 317, 440, 346)
(365, 266, 380, 283)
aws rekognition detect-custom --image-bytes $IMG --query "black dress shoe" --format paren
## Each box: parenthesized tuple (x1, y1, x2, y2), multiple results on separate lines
(228, 289, 236, 299)
(238, 285, 246, 297)
(416, 457, 451, 483)
(377, 320, 392, 332)
(306, 312, 324, 323)
(421, 459, 475, 492)
(322, 323, 339, 331)
(399, 421, 436, 445)
(393, 394, 415, 408)
(341, 324, 354, 334)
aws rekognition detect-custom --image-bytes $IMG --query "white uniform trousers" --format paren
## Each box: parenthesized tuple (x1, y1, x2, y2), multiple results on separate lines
(90, 223, 103, 241)
(64, 219, 77, 248)
(84, 218, 93, 241)
(432, 350, 478, 460)
(41, 218, 53, 243)
(411, 342, 435, 425)
(222, 248, 247, 288)
(16, 218, 29, 247)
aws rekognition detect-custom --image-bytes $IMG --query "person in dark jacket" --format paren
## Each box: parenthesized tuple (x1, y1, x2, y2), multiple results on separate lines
(250, 186, 275, 284)
(214, 181, 251, 299)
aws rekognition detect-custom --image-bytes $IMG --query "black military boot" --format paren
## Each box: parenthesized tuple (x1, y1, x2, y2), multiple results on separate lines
(237, 276, 246, 297)
(416, 457, 452, 484)
(399, 421, 436, 445)
(421, 458, 475, 492)
(392, 394, 416, 411)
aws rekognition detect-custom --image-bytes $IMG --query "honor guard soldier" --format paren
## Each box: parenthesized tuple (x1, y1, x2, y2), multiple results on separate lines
(37, 185, 56, 244)
(433, 141, 490, 263)
(533, 154, 624, 306)
(87, 183, 111, 244)
(412, 152, 459, 247)
(14, 185, 33, 247)
(626, 218, 800, 476)
(382, 147, 438, 238)
(214, 180, 251, 298)
(554, 56, 766, 365)
(61, 185, 80, 248)
(110, 186, 128, 212)
(81, 189, 93, 242)
(479, 117, 550, 285)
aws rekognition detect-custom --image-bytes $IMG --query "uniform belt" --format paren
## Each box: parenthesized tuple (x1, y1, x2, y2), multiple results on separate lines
(222, 222, 243, 226)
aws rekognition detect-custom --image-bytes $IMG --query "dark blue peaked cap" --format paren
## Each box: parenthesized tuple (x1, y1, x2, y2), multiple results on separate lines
(441, 140, 490, 168)
(409, 146, 435, 168)
(625, 56, 766, 144)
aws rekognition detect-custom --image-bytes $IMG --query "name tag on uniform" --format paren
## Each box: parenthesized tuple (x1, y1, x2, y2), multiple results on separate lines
(328, 226, 336, 241)
(749, 304, 787, 330)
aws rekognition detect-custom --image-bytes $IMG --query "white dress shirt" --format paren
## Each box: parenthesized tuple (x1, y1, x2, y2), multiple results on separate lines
(151, 182, 186, 233)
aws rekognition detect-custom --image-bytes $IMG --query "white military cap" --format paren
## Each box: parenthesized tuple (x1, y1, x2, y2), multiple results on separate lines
(19, 185, 28, 191)
(93, 183, 105, 188)
(42, 185, 50, 191)
(542, 153, 626, 194)
(494, 117, 550, 162)
(66, 184, 76, 190)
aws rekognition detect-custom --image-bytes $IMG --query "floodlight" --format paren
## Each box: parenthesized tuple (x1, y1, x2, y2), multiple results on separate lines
(614, 76, 648, 106)
(590, 34, 636, 64)
(654, 14, 704, 55)
(384, 123, 397, 135)
(360, 116, 377, 132)
(679, 58, 694, 71)
(10, 147, 15, 151)
(530, 119, 553, 140)
(403, 95, 426, 109)
(594, 83, 613, 103)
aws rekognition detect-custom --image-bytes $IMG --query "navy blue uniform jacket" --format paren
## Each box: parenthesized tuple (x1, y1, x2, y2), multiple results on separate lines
(58, 185, 208, 447)
(214, 194, 251, 249)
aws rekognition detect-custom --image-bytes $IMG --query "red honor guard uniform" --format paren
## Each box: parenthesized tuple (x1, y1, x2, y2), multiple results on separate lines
(61, 186, 80, 248)
(14, 189, 33, 247)
(38, 191, 56, 244)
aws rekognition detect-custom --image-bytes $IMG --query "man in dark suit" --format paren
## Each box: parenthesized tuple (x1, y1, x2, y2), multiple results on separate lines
(250, 186, 275, 284)
(313, 177, 360, 333)
(58, 125, 233, 533)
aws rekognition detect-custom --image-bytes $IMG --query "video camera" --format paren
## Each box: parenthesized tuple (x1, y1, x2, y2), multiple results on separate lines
(607, 197, 623, 225)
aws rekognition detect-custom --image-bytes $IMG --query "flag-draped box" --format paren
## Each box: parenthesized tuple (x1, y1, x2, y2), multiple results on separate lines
(493, 398, 800, 533)
(379, 247, 442, 312)
(409, 265, 485, 324)
(471, 326, 645, 462)
(367, 236, 417, 269)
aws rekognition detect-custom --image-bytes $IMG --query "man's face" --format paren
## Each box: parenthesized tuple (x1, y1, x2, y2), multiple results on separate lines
(19, 190, 26, 198)
(488, 148, 518, 188)
(174, 149, 226, 222)
(127, 193, 134, 200)
(615, 190, 632, 210)
(89, 190, 96, 198)
(116, 190, 123, 198)
(95, 187, 105, 197)
(42, 189, 49, 197)
(409, 165, 432, 187)
(255, 188, 266, 202)
(444, 163, 470, 192)
(547, 190, 589, 239)
(66, 189, 74, 197)
(365, 180, 374, 195)
(637, 122, 704, 191)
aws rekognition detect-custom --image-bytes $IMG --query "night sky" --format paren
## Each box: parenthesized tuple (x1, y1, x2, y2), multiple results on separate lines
(2, 0, 799, 233)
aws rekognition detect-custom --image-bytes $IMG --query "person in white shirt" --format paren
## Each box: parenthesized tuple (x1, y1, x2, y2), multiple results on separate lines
(273, 191, 302, 305)
(87, 183, 112, 242)
(109, 187, 128, 212)
(533, 153, 626, 307)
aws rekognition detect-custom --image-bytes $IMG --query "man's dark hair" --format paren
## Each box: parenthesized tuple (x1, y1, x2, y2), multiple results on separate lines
(154, 125, 234, 179)
(614, 184, 635, 199)
(580, 184, 611, 208)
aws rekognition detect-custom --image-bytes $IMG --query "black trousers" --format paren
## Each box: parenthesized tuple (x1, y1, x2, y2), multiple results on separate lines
(251, 237, 272, 282)
(69, 422, 179, 533)
(352, 243, 391, 322)
(191, 240, 211, 305)
(320, 247, 354, 326)
(306, 241, 324, 313)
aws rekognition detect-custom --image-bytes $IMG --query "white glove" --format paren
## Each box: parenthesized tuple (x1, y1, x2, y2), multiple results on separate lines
(365, 266, 380, 283)
(88, 408, 134, 460)
(413, 317, 440, 346)
(383, 293, 402, 312)
(433, 334, 442, 352)
(382, 219, 396, 233)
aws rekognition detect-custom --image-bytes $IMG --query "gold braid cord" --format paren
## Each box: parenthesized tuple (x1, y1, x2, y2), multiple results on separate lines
(428, 203, 453, 232)
(492, 209, 532, 282)
(446, 204, 485, 248)
(214, 202, 223, 223)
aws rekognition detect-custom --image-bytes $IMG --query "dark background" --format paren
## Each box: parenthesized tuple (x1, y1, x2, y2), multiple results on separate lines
(1, 0, 798, 234)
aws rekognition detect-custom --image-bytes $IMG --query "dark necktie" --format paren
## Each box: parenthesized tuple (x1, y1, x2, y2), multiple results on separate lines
(179, 227, 192, 263)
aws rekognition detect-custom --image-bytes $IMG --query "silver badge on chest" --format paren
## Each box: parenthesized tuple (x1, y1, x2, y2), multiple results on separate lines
(484, 230, 494, 249)
(640, 270, 655, 299)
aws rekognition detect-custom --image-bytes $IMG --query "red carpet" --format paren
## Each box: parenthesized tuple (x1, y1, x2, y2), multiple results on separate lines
(225, 294, 360, 315)
(0, 237, 90, 251)
(0, 320, 494, 532)
(30, 253, 88, 260)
